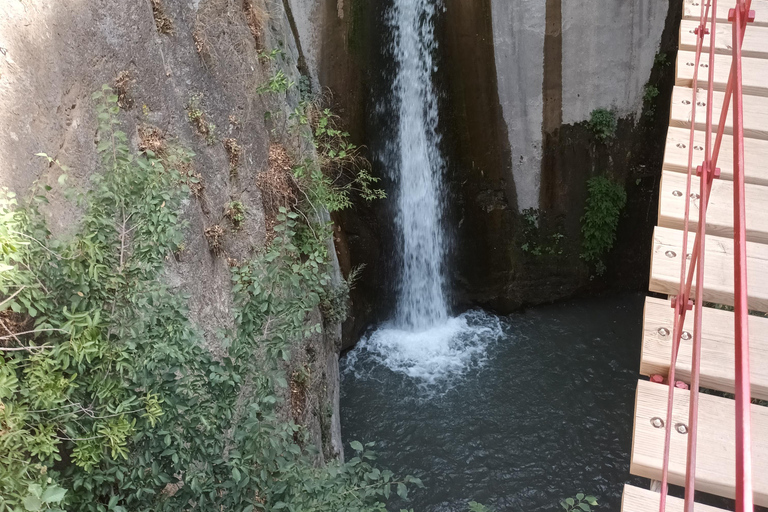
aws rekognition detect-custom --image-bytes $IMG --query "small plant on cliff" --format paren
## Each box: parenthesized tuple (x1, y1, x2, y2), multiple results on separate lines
(186, 94, 217, 144)
(257, 69, 295, 95)
(520, 208, 564, 256)
(643, 85, 660, 118)
(560, 493, 598, 512)
(225, 200, 246, 228)
(588, 108, 617, 143)
(580, 176, 627, 274)
(289, 101, 385, 212)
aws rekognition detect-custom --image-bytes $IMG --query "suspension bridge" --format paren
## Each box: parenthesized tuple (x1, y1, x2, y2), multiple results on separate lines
(621, 0, 767, 511)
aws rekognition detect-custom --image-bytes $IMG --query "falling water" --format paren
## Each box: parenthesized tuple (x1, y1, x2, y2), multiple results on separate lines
(390, 0, 447, 330)
(344, 0, 503, 385)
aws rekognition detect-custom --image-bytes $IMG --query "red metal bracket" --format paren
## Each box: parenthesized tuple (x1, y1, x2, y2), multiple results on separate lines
(696, 164, 722, 179)
(671, 295, 694, 313)
(694, 25, 711, 37)
(728, 8, 756, 22)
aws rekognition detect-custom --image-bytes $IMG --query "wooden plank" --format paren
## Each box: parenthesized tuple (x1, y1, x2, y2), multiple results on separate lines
(670, 86, 768, 140)
(683, 0, 768, 27)
(622, 484, 726, 512)
(640, 296, 768, 400)
(663, 126, 768, 186)
(680, 19, 768, 59)
(658, 170, 768, 244)
(676, 50, 768, 97)
(649, 226, 768, 313)
(630, 380, 768, 504)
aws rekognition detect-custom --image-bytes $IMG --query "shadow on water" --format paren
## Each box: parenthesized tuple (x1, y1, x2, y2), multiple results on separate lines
(341, 293, 648, 512)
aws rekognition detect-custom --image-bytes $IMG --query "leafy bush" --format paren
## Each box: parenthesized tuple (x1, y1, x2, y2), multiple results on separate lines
(587, 109, 617, 143)
(560, 493, 598, 512)
(256, 69, 294, 95)
(643, 85, 660, 118)
(289, 101, 385, 212)
(520, 208, 564, 256)
(0, 87, 415, 512)
(643, 85, 659, 104)
(580, 176, 627, 273)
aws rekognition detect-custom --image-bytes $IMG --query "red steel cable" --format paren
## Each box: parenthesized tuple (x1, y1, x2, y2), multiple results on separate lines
(731, 3, 754, 510)
(656, 1, 755, 511)
(683, 3, 718, 510)
(658, 3, 711, 511)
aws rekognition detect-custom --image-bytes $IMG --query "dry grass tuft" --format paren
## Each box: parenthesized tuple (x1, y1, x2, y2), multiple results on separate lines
(150, 0, 174, 34)
(114, 71, 135, 110)
(290, 366, 310, 422)
(138, 125, 167, 155)
(204, 224, 225, 253)
(257, 144, 298, 239)
(243, 0, 268, 48)
(223, 138, 242, 176)
(0, 309, 33, 347)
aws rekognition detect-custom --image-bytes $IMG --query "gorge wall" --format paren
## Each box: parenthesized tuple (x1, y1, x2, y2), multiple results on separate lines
(0, 0, 683, 344)
(0, 0, 345, 461)
(286, 0, 683, 334)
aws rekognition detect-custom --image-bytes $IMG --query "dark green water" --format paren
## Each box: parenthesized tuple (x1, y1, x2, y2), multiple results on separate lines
(340, 293, 646, 512)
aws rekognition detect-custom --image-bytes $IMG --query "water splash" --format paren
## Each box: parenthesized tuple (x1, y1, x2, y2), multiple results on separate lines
(344, 311, 504, 388)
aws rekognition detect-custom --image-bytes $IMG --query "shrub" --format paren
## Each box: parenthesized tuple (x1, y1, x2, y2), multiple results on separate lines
(560, 493, 598, 512)
(0, 86, 416, 512)
(580, 176, 627, 273)
(588, 108, 617, 143)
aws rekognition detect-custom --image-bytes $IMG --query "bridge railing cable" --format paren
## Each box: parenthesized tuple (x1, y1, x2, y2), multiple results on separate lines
(656, 1, 755, 511)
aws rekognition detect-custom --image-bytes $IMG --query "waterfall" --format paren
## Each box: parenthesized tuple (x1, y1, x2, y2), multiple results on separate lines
(389, 0, 448, 331)
(344, 0, 503, 385)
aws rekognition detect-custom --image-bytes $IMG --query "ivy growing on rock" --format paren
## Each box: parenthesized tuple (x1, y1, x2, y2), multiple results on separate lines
(580, 176, 627, 275)
(587, 109, 617, 143)
(0, 87, 419, 512)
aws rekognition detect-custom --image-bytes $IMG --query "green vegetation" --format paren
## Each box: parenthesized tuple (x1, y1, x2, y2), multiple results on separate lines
(654, 52, 670, 68)
(468, 502, 495, 512)
(186, 94, 217, 145)
(257, 69, 295, 95)
(643, 85, 660, 118)
(587, 108, 617, 143)
(560, 493, 599, 512)
(580, 176, 627, 275)
(290, 101, 385, 212)
(225, 200, 245, 228)
(520, 208, 564, 256)
(0, 87, 414, 512)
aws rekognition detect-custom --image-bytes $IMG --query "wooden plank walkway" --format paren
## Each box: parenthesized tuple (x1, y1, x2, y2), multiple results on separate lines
(675, 50, 768, 96)
(623, 3, 768, 511)
(670, 86, 768, 140)
(683, 0, 768, 27)
(640, 296, 768, 400)
(649, 226, 768, 313)
(658, 170, 768, 244)
(630, 380, 768, 506)
(622, 485, 725, 512)
(679, 19, 768, 59)
(663, 127, 768, 185)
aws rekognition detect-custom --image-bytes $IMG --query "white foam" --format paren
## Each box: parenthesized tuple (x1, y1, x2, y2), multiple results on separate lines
(345, 311, 504, 386)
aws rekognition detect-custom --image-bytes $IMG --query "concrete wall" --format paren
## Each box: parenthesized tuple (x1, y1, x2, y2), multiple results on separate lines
(561, 0, 668, 123)
(286, 0, 323, 87)
(491, 0, 545, 212)
(490, 0, 668, 211)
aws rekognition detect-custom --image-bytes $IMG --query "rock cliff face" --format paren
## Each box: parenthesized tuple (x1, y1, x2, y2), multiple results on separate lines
(0, 0, 343, 460)
(0, 0, 684, 348)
